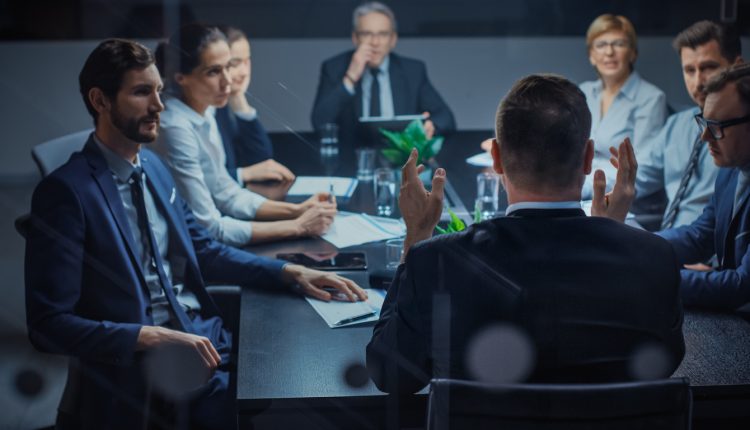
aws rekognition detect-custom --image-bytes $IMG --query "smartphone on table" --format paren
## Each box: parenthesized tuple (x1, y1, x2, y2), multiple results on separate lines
(276, 252, 367, 271)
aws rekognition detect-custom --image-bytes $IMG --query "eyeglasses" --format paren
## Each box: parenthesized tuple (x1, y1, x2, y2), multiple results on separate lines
(695, 113, 750, 140)
(356, 31, 393, 41)
(592, 39, 629, 52)
(227, 57, 250, 69)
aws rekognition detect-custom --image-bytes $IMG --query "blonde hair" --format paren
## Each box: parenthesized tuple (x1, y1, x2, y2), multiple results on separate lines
(586, 14, 638, 55)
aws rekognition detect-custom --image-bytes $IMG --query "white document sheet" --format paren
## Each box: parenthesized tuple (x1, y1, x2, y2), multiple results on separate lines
(466, 152, 493, 167)
(305, 289, 387, 328)
(287, 176, 358, 197)
(321, 212, 405, 248)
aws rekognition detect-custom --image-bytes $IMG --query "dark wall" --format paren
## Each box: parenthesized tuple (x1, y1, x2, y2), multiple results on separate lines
(0, 0, 745, 40)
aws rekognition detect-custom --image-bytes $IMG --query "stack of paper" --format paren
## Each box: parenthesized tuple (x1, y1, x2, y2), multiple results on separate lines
(466, 152, 493, 167)
(305, 289, 386, 328)
(288, 176, 358, 198)
(321, 212, 405, 248)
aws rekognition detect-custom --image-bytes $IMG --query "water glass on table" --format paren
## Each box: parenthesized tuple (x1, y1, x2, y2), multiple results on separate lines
(319, 123, 339, 156)
(385, 238, 404, 270)
(374, 168, 397, 216)
(356, 148, 376, 181)
(475, 172, 500, 221)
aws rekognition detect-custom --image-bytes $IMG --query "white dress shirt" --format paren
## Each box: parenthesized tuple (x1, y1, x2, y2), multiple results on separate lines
(153, 96, 267, 247)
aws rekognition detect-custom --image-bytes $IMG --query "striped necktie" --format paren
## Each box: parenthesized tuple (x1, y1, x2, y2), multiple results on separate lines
(129, 167, 194, 332)
(661, 134, 703, 230)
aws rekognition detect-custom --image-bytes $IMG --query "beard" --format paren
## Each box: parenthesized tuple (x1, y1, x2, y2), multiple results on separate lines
(111, 105, 159, 143)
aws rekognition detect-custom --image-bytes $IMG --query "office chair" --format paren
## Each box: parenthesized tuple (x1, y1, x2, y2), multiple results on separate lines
(427, 377, 692, 430)
(24, 129, 241, 334)
(32, 129, 93, 177)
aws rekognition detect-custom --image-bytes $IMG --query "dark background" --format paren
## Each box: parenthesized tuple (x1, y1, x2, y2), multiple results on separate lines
(0, 0, 747, 40)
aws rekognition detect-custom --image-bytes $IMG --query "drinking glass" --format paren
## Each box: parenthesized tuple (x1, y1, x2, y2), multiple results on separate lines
(356, 148, 376, 181)
(320, 123, 339, 156)
(475, 172, 500, 220)
(374, 168, 397, 216)
(385, 238, 404, 269)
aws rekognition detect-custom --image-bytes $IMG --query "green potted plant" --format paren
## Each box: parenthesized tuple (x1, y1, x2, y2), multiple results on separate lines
(434, 206, 486, 235)
(379, 120, 443, 181)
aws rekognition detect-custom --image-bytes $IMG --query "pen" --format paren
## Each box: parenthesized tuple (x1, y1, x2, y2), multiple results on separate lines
(333, 311, 376, 326)
(328, 184, 334, 203)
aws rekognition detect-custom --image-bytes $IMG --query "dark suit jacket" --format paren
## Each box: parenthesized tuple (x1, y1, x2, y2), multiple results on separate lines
(215, 106, 273, 181)
(311, 51, 456, 144)
(659, 168, 750, 309)
(367, 209, 685, 394)
(25, 136, 285, 429)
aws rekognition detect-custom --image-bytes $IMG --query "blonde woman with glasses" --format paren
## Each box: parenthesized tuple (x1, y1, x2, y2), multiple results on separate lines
(579, 14, 667, 199)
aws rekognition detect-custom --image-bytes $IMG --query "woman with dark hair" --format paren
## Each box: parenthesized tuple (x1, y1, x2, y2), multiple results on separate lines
(214, 25, 295, 184)
(154, 23, 336, 246)
(579, 14, 667, 198)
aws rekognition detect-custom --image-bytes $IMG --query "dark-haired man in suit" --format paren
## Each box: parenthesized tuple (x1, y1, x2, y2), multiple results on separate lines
(659, 63, 750, 311)
(25, 38, 365, 430)
(311, 1, 455, 144)
(367, 74, 685, 394)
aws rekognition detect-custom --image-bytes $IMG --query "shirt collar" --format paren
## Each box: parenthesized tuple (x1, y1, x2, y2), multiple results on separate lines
(92, 134, 141, 183)
(505, 201, 581, 216)
(377, 55, 390, 74)
(618, 70, 641, 101)
(591, 70, 640, 101)
(164, 94, 211, 128)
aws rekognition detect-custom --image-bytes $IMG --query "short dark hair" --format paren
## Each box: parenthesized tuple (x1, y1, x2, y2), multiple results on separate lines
(79, 39, 154, 123)
(705, 63, 750, 112)
(155, 23, 226, 84)
(672, 20, 741, 62)
(495, 74, 592, 191)
(217, 25, 247, 45)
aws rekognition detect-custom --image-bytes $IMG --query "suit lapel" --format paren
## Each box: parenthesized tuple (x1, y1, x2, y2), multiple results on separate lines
(388, 54, 408, 115)
(83, 140, 148, 296)
(141, 153, 220, 316)
(140, 153, 193, 257)
(720, 170, 740, 267)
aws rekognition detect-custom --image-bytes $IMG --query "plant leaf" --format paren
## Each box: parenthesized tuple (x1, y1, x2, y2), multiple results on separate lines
(405, 119, 426, 143)
(473, 205, 482, 223)
(447, 208, 466, 231)
(379, 128, 410, 151)
(381, 148, 407, 165)
(429, 136, 444, 156)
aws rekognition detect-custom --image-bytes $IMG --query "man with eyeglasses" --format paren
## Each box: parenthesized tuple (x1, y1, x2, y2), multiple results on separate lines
(658, 62, 750, 311)
(635, 21, 742, 229)
(311, 1, 455, 143)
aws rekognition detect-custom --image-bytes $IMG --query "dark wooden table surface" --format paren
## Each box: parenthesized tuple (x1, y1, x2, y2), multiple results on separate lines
(236, 131, 750, 427)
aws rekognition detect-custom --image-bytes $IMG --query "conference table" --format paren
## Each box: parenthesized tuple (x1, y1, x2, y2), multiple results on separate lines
(236, 131, 750, 428)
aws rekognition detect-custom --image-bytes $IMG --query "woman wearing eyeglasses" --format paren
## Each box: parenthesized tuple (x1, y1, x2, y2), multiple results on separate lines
(580, 14, 667, 199)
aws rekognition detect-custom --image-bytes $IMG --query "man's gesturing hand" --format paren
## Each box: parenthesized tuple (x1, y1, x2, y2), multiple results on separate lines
(399, 148, 446, 259)
(591, 137, 637, 222)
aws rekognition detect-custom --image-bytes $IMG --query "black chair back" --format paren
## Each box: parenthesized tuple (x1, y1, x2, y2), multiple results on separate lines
(427, 378, 692, 430)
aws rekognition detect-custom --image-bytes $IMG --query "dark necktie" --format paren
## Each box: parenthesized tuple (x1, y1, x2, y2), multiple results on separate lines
(369, 68, 381, 118)
(129, 167, 194, 333)
(661, 134, 703, 230)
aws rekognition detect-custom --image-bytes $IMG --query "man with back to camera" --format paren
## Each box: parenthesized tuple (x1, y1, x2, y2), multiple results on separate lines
(657, 63, 750, 311)
(635, 20, 742, 229)
(367, 74, 685, 394)
(24, 38, 366, 430)
(311, 1, 455, 144)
